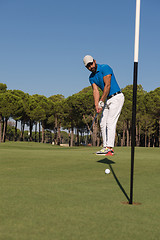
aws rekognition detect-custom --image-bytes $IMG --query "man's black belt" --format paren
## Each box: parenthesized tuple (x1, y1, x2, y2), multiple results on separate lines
(107, 91, 122, 100)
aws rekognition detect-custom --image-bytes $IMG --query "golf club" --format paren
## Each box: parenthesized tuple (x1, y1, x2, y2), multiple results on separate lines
(89, 113, 98, 133)
(89, 102, 106, 133)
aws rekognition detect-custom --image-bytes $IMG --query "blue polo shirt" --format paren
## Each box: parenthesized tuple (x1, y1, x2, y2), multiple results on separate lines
(89, 64, 121, 97)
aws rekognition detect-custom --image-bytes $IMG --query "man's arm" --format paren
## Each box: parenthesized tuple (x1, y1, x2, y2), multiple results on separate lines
(100, 74, 111, 102)
(92, 74, 111, 113)
(92, 83, 100, 113)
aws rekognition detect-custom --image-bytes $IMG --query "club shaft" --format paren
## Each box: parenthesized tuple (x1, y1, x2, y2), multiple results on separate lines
(89, 113, 98, 132)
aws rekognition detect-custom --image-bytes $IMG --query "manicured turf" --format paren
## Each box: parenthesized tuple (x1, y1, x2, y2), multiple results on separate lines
(0, 142, 159, 240)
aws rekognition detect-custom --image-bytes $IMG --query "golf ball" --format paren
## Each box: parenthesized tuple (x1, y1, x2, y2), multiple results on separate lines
(105, 169, 110, 174)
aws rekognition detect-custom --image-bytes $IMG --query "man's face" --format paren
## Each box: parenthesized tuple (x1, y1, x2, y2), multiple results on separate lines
(86, 60, 97, 73)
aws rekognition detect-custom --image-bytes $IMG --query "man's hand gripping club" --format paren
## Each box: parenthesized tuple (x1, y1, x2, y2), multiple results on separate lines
(96, 100, 104, 113)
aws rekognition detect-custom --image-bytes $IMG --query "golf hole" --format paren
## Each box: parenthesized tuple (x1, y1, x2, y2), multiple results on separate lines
(121, 202, 142, 206)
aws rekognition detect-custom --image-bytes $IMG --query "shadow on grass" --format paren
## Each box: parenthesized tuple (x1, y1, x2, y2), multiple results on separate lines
(97, 158, 130, 202)
(97, 159, 115, 165)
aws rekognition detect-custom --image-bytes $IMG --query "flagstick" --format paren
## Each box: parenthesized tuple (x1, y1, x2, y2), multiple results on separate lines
(129, 0, 141, 205)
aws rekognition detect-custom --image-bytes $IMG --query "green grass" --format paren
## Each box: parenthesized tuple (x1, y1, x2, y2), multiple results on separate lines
(0, 142, 159, 240)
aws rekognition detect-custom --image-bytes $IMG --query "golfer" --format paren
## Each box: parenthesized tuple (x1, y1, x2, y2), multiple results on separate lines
(83, 55, 124, 155)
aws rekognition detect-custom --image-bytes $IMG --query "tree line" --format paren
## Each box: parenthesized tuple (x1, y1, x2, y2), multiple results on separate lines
(0, 83, 160, 147)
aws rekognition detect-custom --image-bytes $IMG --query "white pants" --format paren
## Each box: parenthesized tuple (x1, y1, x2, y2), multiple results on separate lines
(100, 93, 124, 148)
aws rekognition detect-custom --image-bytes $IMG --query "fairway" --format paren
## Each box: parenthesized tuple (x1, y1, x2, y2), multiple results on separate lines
(0, 142, 159, 240)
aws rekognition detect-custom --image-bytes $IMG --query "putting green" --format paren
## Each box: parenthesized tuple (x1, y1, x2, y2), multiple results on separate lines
(0, 142, 159, 240)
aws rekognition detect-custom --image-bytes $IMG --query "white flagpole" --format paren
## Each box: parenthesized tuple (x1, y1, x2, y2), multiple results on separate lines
(134, 0, 141, 63)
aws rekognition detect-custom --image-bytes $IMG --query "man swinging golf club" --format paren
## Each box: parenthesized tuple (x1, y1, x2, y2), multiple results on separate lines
(83, 55, 124, 155)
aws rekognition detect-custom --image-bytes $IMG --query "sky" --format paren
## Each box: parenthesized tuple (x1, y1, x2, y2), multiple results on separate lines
(0, 0, 159, 98)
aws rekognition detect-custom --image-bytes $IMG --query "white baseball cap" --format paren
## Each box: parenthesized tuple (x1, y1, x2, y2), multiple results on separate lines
(83, 55, 94, 66)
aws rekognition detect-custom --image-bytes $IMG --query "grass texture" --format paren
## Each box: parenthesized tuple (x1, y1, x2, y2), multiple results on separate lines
(0, 142, 159, 240)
